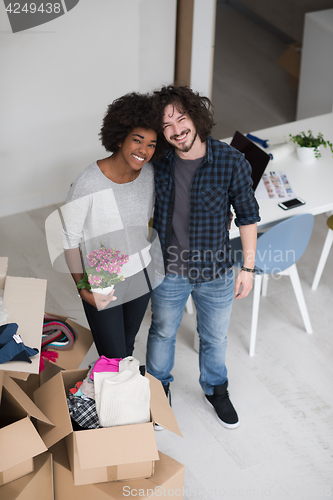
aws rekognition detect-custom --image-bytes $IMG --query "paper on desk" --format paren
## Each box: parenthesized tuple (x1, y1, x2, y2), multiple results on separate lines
(256, 171, 295, 200)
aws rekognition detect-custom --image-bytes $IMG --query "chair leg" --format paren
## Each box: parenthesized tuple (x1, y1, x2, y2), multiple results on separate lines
(311, 228, 333, 291)
(187, 296, 198, 351)
(261, 274, 269, 296)
(288, 264, 313, 334)
(186, 295, 194, 314)
(249, 274, 262, 357)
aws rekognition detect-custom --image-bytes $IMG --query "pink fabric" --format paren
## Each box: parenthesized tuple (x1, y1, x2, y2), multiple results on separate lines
(90, 356, 121, 380)
(39, 350, 58, 373)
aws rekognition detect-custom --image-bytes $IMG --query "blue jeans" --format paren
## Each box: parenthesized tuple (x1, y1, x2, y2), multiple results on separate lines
(146, 269, 234, 395)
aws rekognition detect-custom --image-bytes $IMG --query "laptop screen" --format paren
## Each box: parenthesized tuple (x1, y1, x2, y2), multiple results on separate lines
(230, 131, 271, 191)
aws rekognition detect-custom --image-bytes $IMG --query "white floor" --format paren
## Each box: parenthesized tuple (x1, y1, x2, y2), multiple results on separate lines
(1, 206, 332, 500)
(1, 5, 333, 500)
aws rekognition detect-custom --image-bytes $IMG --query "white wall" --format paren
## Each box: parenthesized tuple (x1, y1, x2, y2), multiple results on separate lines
(0, 0, 176, 217)
(190, 0, 216, 99)
(296, 9, 333, 120)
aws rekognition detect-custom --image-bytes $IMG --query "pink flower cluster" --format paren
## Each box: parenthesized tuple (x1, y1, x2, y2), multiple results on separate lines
(88, 275, 103, 286)
(86, 245, 129, 287)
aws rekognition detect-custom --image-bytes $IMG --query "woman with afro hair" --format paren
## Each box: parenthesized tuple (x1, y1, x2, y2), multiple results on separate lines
(62, 92, 164, 359)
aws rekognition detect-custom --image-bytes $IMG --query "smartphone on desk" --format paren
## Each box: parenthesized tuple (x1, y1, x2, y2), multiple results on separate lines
(278, 197, 306, 210)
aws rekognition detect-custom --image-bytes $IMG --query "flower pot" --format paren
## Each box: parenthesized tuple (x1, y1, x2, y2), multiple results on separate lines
(90, 285, 114, 296)
(296, 146, 318, 164)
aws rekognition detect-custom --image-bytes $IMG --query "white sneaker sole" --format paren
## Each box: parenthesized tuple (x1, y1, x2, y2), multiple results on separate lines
(154, 424, 165, 431)
(205, 396, 240, 429)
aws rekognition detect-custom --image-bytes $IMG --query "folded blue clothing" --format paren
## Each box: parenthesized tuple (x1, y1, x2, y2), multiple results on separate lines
(0, 323, 39, 364)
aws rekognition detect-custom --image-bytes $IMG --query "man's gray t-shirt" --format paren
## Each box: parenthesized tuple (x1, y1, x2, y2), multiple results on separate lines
(168, 154, 204, 276)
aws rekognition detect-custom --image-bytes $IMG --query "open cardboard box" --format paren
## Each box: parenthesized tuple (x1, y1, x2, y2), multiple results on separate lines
(0, 257, 47, 375)
(42, 312, 94, 371)
(0, 257, 91, 377)
(0, 452, 53, 500)
(4, 306, 93, 395)
(10, 312, 94, 399)
(34, 368, 182, 486)
(0, 373, 53, 486)
(52, 440, 185, 500)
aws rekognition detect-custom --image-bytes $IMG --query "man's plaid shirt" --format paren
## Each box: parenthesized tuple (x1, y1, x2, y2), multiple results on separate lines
(153, 136, 261, 283)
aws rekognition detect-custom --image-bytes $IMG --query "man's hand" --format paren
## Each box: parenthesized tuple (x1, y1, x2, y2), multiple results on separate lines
(235, 223, 257, 299)
(234, 270, 253, 299)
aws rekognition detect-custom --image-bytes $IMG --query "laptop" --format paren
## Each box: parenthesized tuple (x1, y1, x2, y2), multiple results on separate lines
(230, 131, 271, 191)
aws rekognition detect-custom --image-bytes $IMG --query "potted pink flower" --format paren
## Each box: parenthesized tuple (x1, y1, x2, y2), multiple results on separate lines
(77, 244, 129, 295)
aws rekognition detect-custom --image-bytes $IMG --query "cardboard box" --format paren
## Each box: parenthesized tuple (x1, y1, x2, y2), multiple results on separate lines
(6, 313, 94, 397)
(0, 374, 53, 486)
(7, 360, 64, 401)
(277, 43, 302, 90)
(0, 452, 53, 500)
(0, 267, 47, 374)
(34, 368, 182, 486)
(52, 440, 185, 500)
(0, 418, 36, 486)
(8, 372, 42, 400)
(42, 312, 94, 371)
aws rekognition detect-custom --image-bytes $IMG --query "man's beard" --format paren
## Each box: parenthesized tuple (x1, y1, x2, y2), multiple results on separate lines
(172, 131, 197, 153)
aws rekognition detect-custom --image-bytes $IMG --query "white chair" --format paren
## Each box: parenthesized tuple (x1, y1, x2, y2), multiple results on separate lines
(185, 296, 194, 314)
(231, 214, 314, 356)
(185, 296, 200, 352)
(311, 215, 333, 291)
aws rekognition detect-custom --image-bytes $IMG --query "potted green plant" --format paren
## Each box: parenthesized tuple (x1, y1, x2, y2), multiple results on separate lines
(289, 130, 333, 163)
(76, 243, 129, 295)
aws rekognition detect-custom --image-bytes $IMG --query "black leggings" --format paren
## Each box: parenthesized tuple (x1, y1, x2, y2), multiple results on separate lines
(82, 266, 152, 358)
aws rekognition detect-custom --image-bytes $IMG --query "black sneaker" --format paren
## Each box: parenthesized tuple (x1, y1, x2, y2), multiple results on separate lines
(163, 383, 171, 406)
(154, 383, 171, 431)
(205, 382, 239, 429)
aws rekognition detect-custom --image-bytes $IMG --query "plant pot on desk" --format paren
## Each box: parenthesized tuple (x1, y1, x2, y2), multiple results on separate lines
(296, 146, 318, 164)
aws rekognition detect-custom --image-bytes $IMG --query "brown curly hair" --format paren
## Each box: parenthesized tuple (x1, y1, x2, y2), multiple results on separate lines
(99, 93, 163, 159)
(152, 85, 216, 149)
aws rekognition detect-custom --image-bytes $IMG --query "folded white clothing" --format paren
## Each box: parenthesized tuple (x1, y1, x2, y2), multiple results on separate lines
(119, 356, 140, 374)
(94, 370, 132, 415)
(94, 369, 150, 427)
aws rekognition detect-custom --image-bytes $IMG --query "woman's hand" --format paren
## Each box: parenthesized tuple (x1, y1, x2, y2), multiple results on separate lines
(79, 288, 117, 310)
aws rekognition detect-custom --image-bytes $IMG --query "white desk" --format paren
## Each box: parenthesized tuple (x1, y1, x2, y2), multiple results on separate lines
(227, 112, 333, 239)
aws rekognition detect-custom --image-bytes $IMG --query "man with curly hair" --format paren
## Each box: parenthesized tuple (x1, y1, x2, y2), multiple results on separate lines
(146, 85, 260, 429)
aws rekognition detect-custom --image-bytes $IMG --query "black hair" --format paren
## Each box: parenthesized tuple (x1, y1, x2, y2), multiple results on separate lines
(99, 92, 163, 159)
(152, 85, 216, 144)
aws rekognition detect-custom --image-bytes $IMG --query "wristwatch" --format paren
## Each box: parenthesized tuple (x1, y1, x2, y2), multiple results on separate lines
(241, 266, 256, 273)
